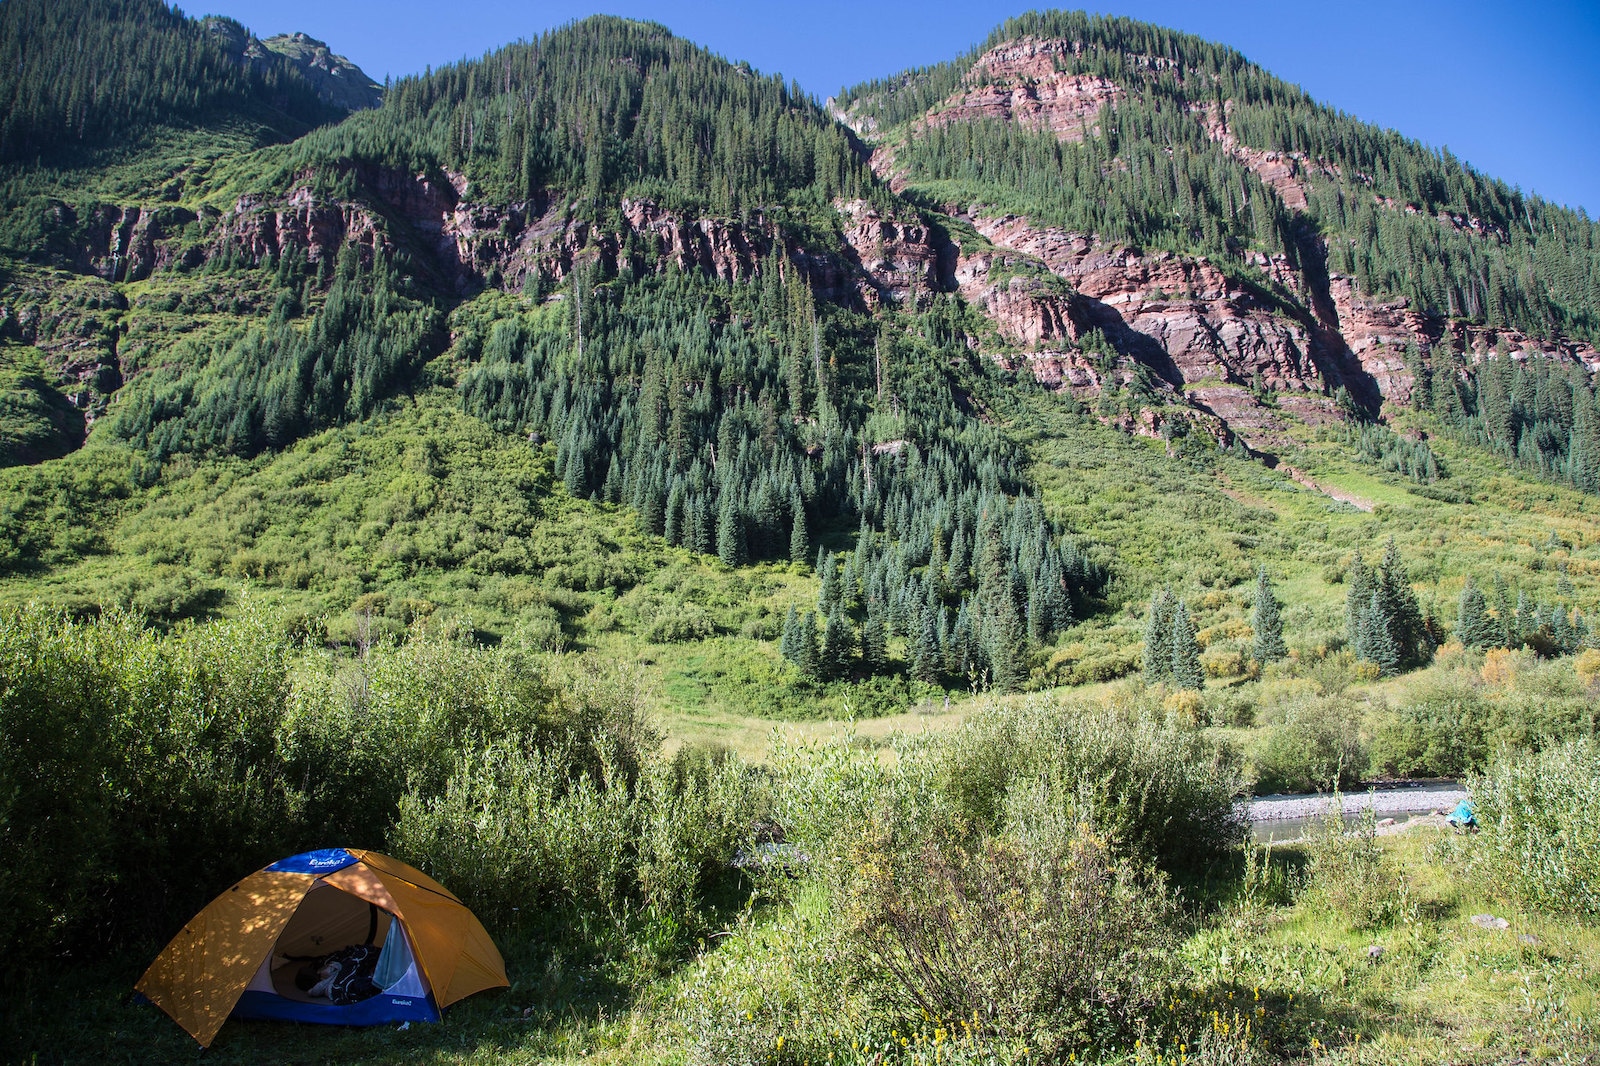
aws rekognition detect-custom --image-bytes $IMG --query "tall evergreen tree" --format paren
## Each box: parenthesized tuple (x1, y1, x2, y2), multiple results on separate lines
(1376, 538, 1427, 665)
(1345, 552, 1373, 650)
(861, 600, 889, 674)
(1456, 579, 1497, 648)
(818, 551, 840, 615)
(1170, 600, 1204, 691)
(1361, 591, 1402, 675)
(911, 607, 942, 684)
(821, 608, 853, 680)
(1551, 604, 1576, 654)
(780, 604, 801, 663)
(1250, 568, 1287, 664)
(1493, 573, 1517, 648)
(716, 496, 747, 566)
(795, 611, 820, 679)
(789, 502, 810, 564)
(1143, 587, 1176, 684)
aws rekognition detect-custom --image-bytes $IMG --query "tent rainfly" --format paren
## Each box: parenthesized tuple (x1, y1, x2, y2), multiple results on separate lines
(136, 848, 507, 1047)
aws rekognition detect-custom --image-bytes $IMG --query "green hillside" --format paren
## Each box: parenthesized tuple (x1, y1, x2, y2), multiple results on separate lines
(278, 14, 875, 215)
(0, 0, 340, 166)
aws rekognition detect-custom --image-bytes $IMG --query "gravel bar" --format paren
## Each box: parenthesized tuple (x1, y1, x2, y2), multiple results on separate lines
(1245, 784, 1467, 823)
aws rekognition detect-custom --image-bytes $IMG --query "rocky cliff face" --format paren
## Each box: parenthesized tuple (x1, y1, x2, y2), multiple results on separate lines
(260, 33, 384, 111)
(850, 36, 1600, 454)
(926, 37, 1123, 140)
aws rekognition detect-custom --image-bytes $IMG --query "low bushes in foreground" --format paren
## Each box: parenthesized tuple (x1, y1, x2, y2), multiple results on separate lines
(1472, 736, 1600, 918)
(849, 827, 1180, 1058)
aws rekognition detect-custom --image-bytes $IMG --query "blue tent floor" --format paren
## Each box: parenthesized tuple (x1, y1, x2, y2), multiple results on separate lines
(232, 989, 442, 1027)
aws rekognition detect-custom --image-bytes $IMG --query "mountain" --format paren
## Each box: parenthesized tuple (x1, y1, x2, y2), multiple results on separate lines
(206, 22, 385, 113)
(2, 5, 1599, 713)
(832, 12, 1600, 462)
(0, 0, 356, 168)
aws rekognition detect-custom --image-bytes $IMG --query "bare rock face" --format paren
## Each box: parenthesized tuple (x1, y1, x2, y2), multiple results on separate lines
(190, 172, 950, 309)
(260, 33, 384, 112)
(834, 200, 952, 308)
(928, 37, 1124, 140)
(971, 214, 1319, 393)
(203, 18, 383, 112)
(54, 203, 197, 282)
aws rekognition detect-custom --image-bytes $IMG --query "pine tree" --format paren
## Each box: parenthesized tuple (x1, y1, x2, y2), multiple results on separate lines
(1551, 604, 1575, 654)
(691, 493, 715, 555)
(1405, 343, 1432, 411)
(1376, 538, 1427, 666)
(821, 608, 853, 680)
(789, 502, 810, 564)
(663, 481, 686, 545)
(780, 604, 800, 663)
(1362, 591, 1402, 675)
(1456, 579, 1497, 648)
(1250, 568, 1287, 663)
(1516, 590, 1537, 646)
(818, 551, 840, 615)
(1493, 573, 1516, 647)
(796, 612, 820, 679)
(1345, 552, 1373, 651)
(986, 594, 1027, 693)
(716, 496, 747, 566)
(911, 607, 942, 684)
(861, 600, 889, 673)
(1143, 588, 1176, 684)
(1170, 600, 1204, 691)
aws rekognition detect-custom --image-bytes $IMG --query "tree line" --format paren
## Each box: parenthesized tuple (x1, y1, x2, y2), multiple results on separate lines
(1408, 339, 1600, 494)
(105, 244, 442, 460)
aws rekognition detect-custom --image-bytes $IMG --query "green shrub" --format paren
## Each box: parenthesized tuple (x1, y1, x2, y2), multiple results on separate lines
(1371, 664, 1598, 778)
(0, 604, 670, 972)
(0, 604, 303, 962)
(1472, 738, 1600, 918)
(930, 696, 1246, 876)
(1251, 696, 1366, 794)
(390, 739, 762, 940)
(1300, 805, 1414, 931)
(848, 824, 1179, 1058)
(644, 601, 718, 643)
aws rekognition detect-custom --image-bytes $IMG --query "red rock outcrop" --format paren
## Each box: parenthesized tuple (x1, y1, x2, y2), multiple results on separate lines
(971, 214, 1321, 395)
(927, 36, 1123, 141)
(198, 172, 953, 310)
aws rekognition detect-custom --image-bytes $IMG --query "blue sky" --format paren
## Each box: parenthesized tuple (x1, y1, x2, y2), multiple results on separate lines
(193, 0, 1600, 216)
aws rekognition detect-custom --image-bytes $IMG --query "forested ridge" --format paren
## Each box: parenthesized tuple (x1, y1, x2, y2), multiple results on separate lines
(840, 10, 1600, 347)
(280, 15, 878, 217)
(0, 0, 340, 165)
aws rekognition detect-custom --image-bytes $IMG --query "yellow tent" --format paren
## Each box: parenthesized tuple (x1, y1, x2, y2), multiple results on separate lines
(136, 848, 507, 1047)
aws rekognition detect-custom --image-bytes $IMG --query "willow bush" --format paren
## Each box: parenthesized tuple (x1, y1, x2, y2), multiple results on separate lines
(1472, 738, 1600, 918)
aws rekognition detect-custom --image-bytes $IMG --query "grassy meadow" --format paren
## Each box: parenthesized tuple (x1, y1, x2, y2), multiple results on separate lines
(5, 609, 1599, 1066)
